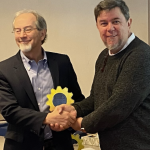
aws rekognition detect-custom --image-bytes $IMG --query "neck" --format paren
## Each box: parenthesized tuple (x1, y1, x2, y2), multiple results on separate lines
(109, 46, 123, 55)
(109, 49, 120, 55)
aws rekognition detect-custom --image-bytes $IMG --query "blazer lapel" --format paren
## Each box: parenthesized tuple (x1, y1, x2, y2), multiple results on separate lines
(13, 52, 39, 111)
(46, 52, 59, 89)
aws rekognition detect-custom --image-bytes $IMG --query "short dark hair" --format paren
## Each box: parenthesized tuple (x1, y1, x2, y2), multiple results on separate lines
(94, 0, 130, 22)
(13, 9, 47, 45)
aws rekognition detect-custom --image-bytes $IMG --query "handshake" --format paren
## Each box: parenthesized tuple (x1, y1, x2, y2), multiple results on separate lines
(43, 104, 83, 132)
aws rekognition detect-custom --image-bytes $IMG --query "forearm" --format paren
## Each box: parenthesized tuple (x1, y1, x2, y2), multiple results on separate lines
(0, 74, 47, 132)
(72, 95, 94, 118)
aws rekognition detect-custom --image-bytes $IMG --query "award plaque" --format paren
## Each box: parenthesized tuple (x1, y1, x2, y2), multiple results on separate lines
(46, 86, 74, 111)
(46, 86, 84, 150)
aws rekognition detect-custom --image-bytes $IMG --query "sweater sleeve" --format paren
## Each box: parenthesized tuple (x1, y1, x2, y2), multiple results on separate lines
(81, 46, 150, 133)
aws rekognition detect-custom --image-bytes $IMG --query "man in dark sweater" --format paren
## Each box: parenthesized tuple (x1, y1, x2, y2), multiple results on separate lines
(52, 0, 150, 149)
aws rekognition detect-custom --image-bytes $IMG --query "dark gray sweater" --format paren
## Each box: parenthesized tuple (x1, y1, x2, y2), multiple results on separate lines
(73, 37, 150, 150)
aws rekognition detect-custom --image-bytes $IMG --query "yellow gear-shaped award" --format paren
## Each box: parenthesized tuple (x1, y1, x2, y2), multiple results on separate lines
(71, 134, 84, 150)
(46, 86, 74, 111)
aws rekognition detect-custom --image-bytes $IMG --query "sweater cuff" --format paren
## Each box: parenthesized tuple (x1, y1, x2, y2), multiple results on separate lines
(71, 103, 82, 118)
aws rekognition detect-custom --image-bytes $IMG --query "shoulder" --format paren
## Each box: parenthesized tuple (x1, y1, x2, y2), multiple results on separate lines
(117, 37, 150, 73)
(119, 37, 150, 63)
(131, 36, 150, 53)
(0, 55, 18, 79)
(97, 48, 108, 60)
(95, 48, 108, 65)
(0, 55, 17, 69)
(45, 51, 70, 62)
(45, 51, 68, 57)
(134, 36, 149, 46)
(134, 37, 150, 56)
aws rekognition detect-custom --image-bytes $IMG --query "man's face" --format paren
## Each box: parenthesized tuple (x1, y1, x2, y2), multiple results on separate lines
(96, 7, 132, 54)
(13, 13, 46, 53)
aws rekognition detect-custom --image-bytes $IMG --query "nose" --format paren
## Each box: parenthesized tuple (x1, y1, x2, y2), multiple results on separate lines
(20, 30, 27, 37)
(107, 23, 115, 32)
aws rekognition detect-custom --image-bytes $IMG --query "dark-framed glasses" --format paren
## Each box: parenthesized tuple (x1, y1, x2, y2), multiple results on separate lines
(12, 26, 37, 34)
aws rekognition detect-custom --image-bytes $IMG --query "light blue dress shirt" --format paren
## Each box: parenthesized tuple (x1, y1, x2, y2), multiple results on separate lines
(20, 50, 53, 139)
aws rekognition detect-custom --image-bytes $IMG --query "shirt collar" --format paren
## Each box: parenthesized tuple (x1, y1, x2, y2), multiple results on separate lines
(20, 50, 47, 64)
(109, 33, 135, 56)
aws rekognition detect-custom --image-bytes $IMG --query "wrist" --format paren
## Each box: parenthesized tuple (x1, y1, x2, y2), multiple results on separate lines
(43, 113, 52, 124)
(79, 118, 86, 133)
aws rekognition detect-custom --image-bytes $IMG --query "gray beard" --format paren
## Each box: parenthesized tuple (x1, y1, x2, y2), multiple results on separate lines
(105, 39, 122, 51)
(19, 44, 32, 53)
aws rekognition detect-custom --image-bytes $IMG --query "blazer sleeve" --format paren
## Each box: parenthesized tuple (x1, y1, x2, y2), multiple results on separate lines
(0, 70, 47, 136)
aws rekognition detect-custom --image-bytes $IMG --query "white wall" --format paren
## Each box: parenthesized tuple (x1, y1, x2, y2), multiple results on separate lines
(0, 0, 148, 97)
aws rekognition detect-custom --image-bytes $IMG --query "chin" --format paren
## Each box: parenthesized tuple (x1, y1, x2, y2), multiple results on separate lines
(19, 44, 32, 53)
(107, 42, 119, 50)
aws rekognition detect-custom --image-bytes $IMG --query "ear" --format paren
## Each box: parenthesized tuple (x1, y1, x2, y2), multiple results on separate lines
(127, 18, 132, 29)
(40, 29, 47, 41)
(96, 22, 98, 29)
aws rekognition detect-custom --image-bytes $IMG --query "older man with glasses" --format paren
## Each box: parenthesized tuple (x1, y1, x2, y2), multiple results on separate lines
(0, 9, 84, 150)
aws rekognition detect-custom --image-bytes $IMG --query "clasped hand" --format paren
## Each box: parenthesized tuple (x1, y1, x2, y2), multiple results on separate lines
(45, 104, 82, 131)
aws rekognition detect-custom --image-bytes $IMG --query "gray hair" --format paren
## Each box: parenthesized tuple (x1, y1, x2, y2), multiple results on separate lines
(94, 0, 130, 22)
(13, 9, 47, 44)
